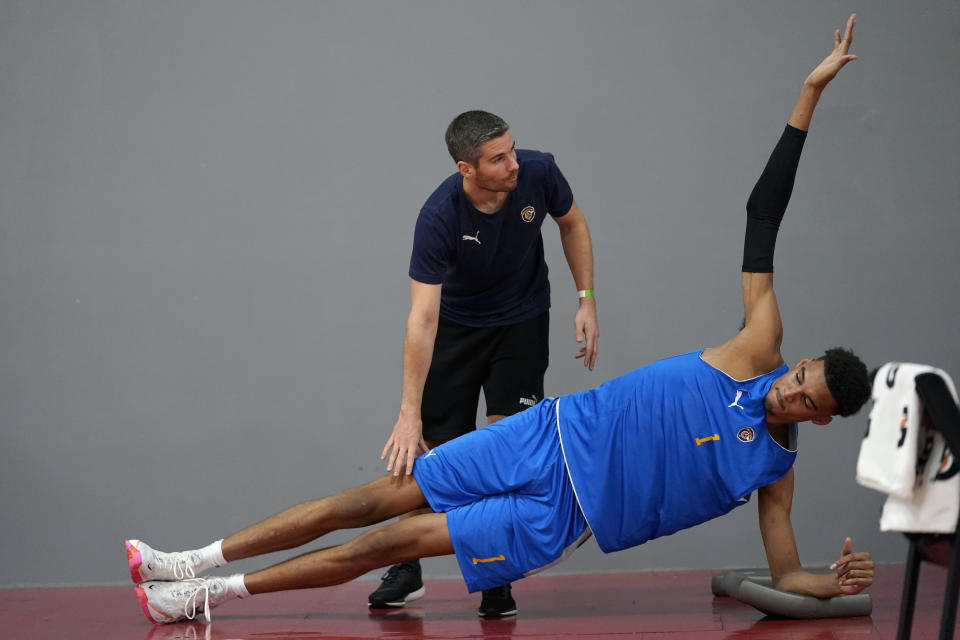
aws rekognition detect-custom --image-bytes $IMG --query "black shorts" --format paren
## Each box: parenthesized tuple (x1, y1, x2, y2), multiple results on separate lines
(421, 310, 549, 442)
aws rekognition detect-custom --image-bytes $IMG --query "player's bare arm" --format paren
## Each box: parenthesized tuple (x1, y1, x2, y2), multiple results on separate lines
(758, 470, 874, 597)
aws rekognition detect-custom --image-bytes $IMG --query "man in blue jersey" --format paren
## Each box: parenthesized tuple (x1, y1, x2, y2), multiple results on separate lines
(372, 108, 599, 616)
(127, 14, 875, 625)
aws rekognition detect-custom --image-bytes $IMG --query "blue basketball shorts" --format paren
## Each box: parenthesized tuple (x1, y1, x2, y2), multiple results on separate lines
(412, 398, 591, 592)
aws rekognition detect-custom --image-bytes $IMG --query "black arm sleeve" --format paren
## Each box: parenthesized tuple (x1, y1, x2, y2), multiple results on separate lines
(741, 124, 808, 273)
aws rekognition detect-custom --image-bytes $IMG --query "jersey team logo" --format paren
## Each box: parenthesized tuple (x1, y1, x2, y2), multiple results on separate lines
(520, 206, 536, 223)
(737, 427, 755, 443)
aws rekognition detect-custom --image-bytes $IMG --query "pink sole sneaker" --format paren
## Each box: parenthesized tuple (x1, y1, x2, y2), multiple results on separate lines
(133, 584, 170, 624)
(126, 539, 145, 584)
(132, 578, 226, 624)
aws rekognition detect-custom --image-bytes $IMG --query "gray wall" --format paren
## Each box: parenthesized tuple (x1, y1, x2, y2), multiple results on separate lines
(1, 1, 958, 588)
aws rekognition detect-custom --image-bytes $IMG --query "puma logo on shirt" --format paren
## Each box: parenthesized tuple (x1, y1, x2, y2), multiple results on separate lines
(728, 390, 745, 410)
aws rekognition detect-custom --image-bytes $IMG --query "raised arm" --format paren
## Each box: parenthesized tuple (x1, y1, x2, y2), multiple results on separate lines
(705, 15, 857, 378)
(741, 13, 857, 339)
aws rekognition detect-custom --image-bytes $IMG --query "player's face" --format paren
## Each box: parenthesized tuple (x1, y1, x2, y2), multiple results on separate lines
(470, 132, 519, 192)
(764, 358, 838, 425)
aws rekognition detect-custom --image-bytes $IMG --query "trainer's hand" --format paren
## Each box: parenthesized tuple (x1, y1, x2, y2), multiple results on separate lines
(805, 13, 857, 90)
(829, 537, 874, 595)
(574, 297, 599, 370)
(381, 413, 428, 476)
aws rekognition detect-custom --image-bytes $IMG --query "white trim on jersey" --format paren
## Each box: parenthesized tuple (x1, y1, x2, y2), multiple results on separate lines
(554, 398, 597, 540)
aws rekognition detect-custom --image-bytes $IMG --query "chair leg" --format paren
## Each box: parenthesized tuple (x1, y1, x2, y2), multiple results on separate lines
(938, 539, 960, 640)
(898, 539, 922, 640)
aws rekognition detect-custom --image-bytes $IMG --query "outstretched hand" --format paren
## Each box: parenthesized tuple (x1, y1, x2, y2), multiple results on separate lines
(805, 13, 858, 90)
(829, 537, 874, 595)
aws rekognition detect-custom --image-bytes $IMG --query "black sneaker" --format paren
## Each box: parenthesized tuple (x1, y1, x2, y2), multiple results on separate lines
(477, 584, 517, 618)
(367, 560, 425, 608)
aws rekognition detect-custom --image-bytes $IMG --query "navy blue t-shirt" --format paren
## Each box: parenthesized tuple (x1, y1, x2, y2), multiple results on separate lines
(409, 149, 574, 327)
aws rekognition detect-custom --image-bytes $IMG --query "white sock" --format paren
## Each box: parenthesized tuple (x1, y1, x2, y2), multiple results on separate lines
(224, 573, 251, 599)
(184, 539, 227, 575)
(199, 539, 227, 568)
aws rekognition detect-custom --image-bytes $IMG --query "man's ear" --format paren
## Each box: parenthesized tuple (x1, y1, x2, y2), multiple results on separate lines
(812, 415, 833, 426)
(456, 160, 473, 179)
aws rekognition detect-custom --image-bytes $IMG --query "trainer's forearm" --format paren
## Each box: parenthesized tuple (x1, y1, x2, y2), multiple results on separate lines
(559, 217, 595, 293)
(398, 314, 438, 419)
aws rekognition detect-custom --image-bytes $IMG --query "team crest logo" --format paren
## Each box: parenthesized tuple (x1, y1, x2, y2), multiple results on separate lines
(520, 206, 536, 223)
(737, 427, 755, 443)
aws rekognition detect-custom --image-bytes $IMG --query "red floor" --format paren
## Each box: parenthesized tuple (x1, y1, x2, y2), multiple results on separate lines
(0, 564, 956, 639)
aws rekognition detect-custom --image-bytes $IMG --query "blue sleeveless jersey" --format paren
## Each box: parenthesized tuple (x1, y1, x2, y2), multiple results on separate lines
(557, 350, 797, 553)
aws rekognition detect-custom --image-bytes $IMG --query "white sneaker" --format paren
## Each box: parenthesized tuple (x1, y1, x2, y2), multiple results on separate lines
(126, 539, 202, 583)
(134, 578, 230, 624)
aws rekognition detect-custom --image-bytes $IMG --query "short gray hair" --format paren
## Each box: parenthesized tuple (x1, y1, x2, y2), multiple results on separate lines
(445, 110, 510, 164)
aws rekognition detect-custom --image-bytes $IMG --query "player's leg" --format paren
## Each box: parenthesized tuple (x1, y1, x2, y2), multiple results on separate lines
(246, 512, 452, 593)
(136, 513, 453, 624)
(222, 473, 428, 560)
(127, 473, 427, 584)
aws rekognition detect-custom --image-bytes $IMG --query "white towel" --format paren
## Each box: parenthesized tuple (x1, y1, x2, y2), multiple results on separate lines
(857, 363, 934, 498)
(856, 362, 959, 534)
(881, 434, 958, 533)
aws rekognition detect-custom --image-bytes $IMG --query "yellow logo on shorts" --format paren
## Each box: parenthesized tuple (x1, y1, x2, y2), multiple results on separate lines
(472, 554, 506, 565)
(695, 434, 720, 446)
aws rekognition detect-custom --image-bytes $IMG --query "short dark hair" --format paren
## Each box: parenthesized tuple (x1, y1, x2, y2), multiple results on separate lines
(818, 347, 870, 417)
(445, 110, 510, 164)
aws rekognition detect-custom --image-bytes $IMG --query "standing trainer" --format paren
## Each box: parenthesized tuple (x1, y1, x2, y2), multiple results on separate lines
(374, 111, 599, 616)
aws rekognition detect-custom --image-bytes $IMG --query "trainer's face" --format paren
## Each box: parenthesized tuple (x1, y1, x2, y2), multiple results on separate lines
(764, 358, 838, 425)
(462, 132, 519, 192)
